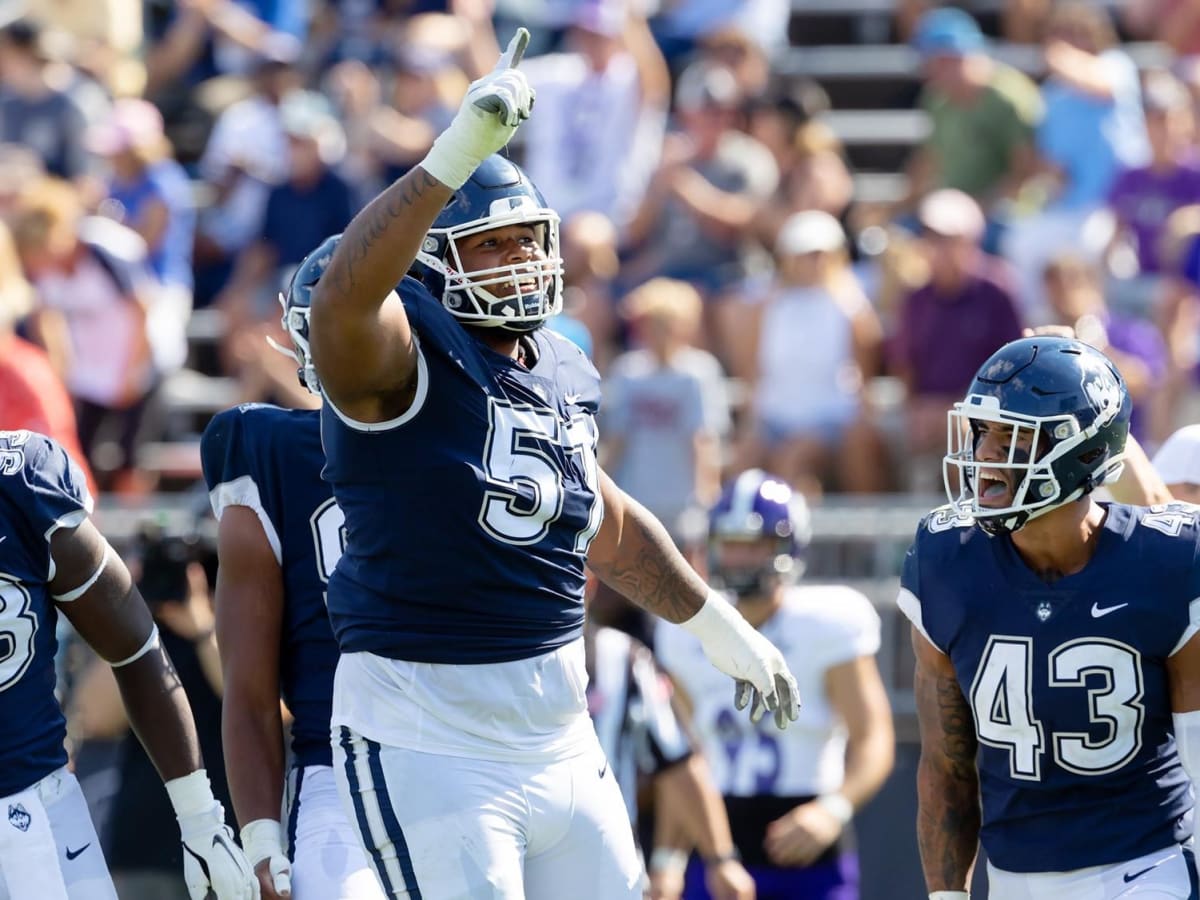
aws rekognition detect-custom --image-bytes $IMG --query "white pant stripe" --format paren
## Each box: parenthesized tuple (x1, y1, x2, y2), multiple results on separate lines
(342, 728, 411, 897)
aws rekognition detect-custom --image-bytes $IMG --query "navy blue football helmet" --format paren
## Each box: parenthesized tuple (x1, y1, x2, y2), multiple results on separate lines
(278, 233, 341, 394)
(412, 154, 563, 332)
(944, 336, 1131, 535)
(708, 469, 812, 599)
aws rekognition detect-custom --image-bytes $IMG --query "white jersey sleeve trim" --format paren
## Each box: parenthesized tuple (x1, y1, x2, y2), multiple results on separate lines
(52, 545, 110, 602)
(1170, 597, 1200, 657)
(209, 474, 282, 566)
(897, 587, 943, 654)
(323, 333, 429, 433)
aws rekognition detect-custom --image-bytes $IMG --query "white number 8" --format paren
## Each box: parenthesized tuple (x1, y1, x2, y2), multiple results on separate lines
(0, 575, 37, 693)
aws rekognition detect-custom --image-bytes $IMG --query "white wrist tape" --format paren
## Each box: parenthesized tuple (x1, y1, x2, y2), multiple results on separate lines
(929, 893, 970, 900)
(1174, 710, 1200, 838)
(1173, 710, 1200, 777)
(165, 769, 217, 819)
(680, 591, 752, 644)
(420, 127, 483, 192)
(816, 793, 854, 826)
(648, 847, 689, 874)
(240, 818, 286, 866)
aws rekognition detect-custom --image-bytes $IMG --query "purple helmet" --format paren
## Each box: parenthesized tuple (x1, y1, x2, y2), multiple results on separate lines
(708, 469, 812, 598)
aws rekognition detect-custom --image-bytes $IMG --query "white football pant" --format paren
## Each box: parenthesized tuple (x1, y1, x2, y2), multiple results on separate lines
(333, 725, 642, 900)
(287, 764, 386, 899)
(0, 767, 114, 900)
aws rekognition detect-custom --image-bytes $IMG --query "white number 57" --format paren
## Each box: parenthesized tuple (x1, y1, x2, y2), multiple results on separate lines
(479, 398, 602, 552)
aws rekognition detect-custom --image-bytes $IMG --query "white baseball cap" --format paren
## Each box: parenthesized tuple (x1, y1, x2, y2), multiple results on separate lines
(1152, 424, 1200, 485)
(775, 210, 845, 256)
(918, 188, 985, 241)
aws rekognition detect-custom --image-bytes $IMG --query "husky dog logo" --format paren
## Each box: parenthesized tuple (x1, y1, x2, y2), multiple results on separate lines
(8, 803, 30, 832)
(1080, 356, 1121, 424)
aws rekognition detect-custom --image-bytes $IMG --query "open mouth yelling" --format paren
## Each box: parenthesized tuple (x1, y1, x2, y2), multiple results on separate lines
(976, 471, 1012, 508)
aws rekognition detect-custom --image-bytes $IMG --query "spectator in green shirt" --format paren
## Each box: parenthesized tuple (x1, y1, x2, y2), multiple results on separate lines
(903, 7, 1043, 240)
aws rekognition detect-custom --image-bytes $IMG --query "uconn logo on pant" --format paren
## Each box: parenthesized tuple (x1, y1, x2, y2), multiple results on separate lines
(8, 803, 30, 832)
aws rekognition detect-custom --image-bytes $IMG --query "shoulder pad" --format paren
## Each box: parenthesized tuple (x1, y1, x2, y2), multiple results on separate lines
(0, 430, 91, 534)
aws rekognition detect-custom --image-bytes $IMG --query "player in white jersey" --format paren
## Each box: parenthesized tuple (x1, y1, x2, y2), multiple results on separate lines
(656, 470, 895, 900)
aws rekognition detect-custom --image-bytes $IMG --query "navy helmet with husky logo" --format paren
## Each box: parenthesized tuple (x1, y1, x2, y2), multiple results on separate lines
(279, 232, 340, 394)
(944, 336, 1131, 535)
(412, 154, 563, 333)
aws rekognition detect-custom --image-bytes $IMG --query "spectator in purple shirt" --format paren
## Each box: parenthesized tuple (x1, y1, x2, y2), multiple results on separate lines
(892, 189, 1023, 487)
(1107, 71, 1200, 315)
(1042, 252, 1166, 441)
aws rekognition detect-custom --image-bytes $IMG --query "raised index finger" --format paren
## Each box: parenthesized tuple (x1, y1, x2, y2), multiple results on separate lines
(498, 27, 530, 70)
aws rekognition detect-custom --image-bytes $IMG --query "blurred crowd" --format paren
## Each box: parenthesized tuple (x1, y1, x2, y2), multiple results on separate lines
(2, 0, 1200, 518)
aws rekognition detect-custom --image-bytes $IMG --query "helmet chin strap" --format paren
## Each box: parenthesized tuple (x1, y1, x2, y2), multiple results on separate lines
(976, 483, 1089, 535)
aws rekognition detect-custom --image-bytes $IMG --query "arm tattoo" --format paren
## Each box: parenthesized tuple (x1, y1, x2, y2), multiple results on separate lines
(589, 503, 708, 623)
(915, 657, 981, 892)
(325, 168, 441, 299)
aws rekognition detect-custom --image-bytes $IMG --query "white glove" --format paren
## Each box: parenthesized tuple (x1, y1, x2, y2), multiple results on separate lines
(680, 592, 800, 730)
(421, 27, 535, 189)
(167, 770, 259, 900)
(240, 819, 291, 898)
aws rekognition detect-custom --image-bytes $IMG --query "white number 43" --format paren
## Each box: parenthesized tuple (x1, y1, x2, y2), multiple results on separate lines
(971, 636, 1144, 781)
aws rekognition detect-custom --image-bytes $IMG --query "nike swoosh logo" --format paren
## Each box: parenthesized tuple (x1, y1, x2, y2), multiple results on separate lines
(598, 760, 608, 779)
(564, 393, 583, 405)
(65, 843, 89, 861)
(1091, 602, 1129, 618)
(182, 843, 212, 882)
(1123, 863, 1159, 883)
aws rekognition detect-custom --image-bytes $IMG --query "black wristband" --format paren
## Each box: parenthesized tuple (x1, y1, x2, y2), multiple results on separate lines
(703, 847, 741, 866)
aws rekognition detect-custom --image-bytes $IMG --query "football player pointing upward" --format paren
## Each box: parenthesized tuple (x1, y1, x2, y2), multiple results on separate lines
(901, 335, 1200, 900)
(302, 27, 798, 900)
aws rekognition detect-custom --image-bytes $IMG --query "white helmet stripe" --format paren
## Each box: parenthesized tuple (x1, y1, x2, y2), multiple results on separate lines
(728, 468, 766, 523)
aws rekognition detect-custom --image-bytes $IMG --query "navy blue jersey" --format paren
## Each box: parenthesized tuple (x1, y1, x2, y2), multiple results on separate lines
(899, 502, 1200, 873)
(321, 277, 603, 664)
(201, 405, 341, 768)
(0, 431, 92, 796)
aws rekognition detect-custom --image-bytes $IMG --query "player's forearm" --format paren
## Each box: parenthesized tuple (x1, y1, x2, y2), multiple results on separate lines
(315, 167, 452, 317)
(1109, 433, 1173, 505)
(588, 489, 708, 623)
(913, 649, 981, 892)
(653, 770, 694, 853)
(114, 645, 205, 782)
(840, 727, 895, 809)
(916, 756, 980, 891)
(657, 755, 738, 860)
(222, 694, 287, 827)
